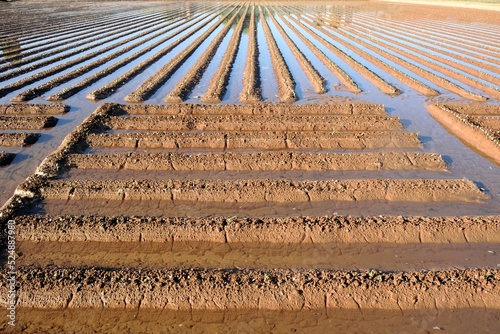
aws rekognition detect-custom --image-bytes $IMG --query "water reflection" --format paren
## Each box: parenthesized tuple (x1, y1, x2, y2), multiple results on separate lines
(0, 36, 22, 65)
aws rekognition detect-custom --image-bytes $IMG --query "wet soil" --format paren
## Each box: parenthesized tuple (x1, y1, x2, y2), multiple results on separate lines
(0, 1, 499, 332)
(428, 104, 500, 164)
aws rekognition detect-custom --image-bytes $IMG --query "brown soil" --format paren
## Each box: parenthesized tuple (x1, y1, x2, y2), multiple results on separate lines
(0, 133, 40, 147)
(0, 116, 58, 130)
(342, 24, 500, 100)
(2, 308, 498, 333)
(258, 5, 296, 102)
(86, 8, 224, 101)
(264, 7, 326, 95)
(166, 6, 248, 103)
(14, 215, 499, 244)
(125, 6, 239, 103)
(47, 8, 215, 101)
(0, 104, 69, 115)
(106, 114, 403, 131)
(111, 103, 388, 115)
(273, 7, 361, 94)
(301, 11, 487, 101)
(239, 6, 262, 103)
(0, 267, 497, 309)
(427, 104, 500, 165)
(201, 7, 248, 103)
(0, 152, 15, 167)
(86, 131, 421, 150)
(282, 10, 404, 96)
(66, 151, 447, 172)
(39, 179, 488, 203)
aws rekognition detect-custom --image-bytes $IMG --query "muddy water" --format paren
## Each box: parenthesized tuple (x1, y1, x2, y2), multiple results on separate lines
(1, 308, 499, 333)
(0, 1, 498, 216)
(16, 240, 500, 271)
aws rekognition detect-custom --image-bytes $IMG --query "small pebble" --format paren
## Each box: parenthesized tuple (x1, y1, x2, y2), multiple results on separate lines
(433, 326, 442, 330)
(488, 250, 495, 254)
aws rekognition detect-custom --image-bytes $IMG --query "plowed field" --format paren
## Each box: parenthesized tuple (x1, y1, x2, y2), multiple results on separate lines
(0, 1, 499, 333)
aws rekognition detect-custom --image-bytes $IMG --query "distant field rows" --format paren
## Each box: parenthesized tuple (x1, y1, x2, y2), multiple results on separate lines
(1, 2, 499, 103)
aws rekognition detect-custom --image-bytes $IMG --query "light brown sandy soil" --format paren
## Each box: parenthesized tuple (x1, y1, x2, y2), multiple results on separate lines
(125, 6, 239, 103)
(84, 8, 223, 101)
(14, 215, 500, 244)
(0, 1, 499, 331)
(264, 7, 326, 94)
(285, 11, 429, 96)
(239, 6, 262, 103)
(39, 178, 489, 203)
(166, 6, 248, 103)
(0, 104, 68, 115)
(258, 5, 296, 102)
(66, 151, 447, 171)
(0, 116, 58, 130)
(428, 104, 500, 165)
(0, 267, 497, 309)
(273, 7, 361, 94)
(201, 7, 248, 103)
(106, 114, 403, 131)
(0, 133, 40, 147)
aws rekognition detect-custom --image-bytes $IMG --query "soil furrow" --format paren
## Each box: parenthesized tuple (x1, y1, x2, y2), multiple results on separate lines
(105, 114, 403, 131)
(16, 240, 499, 271)
(352, 13, 500, 67)
(352, 13, 500, 61)
(343, 25, 500, 99)
(46, 11, 214, 101)
(14, 10, 213, 102)
(2, 267, 497, 310)
(125, 6, 241, 103)
(0, 17, 189, 99)
(0, 104, 69, 115)
(290, 11, 447, 97)
(166, 6, 248, 103)
(239, 6, 262, 103)
(0, 116, 58, 130)
(427, 105, 500, 165)
(274, 7, 360, 94)
(200, 7, 249, 103)
(283, 12, 408, 96)
(333, 26, 488, 101)
(86, 7, 229, 101)
(0, 151, 15, 166)
(0, 10, 166, 66)
(66, 151, 447, 172)
(86, 131, 422, 150)
(264, 6, 326, 94)
(348, 21, 500, 84)
(0, 133, 40, 147)
(14, 215, 498, 244)
(258, 5, 296, 102)
(113, 103, 387, 116)
(0, 10, 171, 78)
(438, 104, 500, 116)
(40, 179, 487, 203)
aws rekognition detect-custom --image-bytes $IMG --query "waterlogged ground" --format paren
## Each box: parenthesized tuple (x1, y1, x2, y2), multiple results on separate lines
(0, 1, 499, 333)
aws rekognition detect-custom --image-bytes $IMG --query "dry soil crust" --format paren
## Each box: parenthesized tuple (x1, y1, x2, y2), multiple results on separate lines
(0, 267, 497, 310)
(0, 104, 68, 115)
(14, 215, 500, 244)
(0, 116, 58, 130)
(0, 133, 40, 147)
(109, 103, 387, 116)
(66, 151, 447, 172)
(40, 179, 488, 203)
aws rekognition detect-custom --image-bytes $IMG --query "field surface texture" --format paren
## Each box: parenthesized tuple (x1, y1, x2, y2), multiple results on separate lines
(0, 0, 499, 332)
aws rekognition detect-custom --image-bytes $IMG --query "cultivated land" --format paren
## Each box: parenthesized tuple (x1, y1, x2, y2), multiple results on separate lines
(0, 1, 499, 332)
